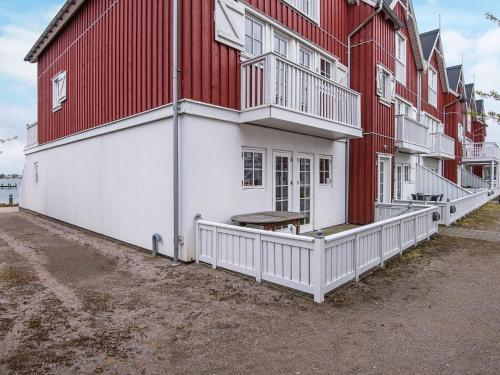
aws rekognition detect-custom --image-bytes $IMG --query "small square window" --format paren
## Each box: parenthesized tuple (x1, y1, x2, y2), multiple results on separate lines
(319, 157, 332, 185)
(52, 71, 67, 111)
(243, 148, 265, 188)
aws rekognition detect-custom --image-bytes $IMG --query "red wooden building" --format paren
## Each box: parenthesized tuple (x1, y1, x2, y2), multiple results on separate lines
(20, 0, 498, 259)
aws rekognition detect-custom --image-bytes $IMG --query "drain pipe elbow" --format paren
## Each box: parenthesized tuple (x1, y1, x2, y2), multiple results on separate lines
(152, 233, 162, 257)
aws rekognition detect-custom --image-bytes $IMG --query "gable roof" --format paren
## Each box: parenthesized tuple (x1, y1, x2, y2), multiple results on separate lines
(464, 83, 475, 106)
(25, 0, 86, 63)
(419, 29, 439, 62)
(446, 65, 463, 93)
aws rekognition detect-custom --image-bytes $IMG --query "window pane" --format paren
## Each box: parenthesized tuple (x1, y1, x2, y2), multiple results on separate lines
(244, 170, 254, 186)
(254, 170, 263, 186)
(254, 153, 262, 168)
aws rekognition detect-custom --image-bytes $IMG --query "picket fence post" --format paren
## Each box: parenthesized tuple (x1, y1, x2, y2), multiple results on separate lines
(195, 219, 200, 264)
(313, 232, 325, 303)
(354, 233, 360, 281)
(212, 226, 218, 269)
(255, 233, 262, 283)
(445, 200, 452, 227)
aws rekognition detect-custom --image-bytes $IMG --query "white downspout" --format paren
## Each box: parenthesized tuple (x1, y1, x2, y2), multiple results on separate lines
(172, 0, 181, 266)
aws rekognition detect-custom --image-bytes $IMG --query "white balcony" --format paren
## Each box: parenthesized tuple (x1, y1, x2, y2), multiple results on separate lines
(463, 142, 500, 164)
(240, 52, 362, 140)
(26, 122, 38, 148)
(427, 132, 455, 160)
(395, 115, 430, 154)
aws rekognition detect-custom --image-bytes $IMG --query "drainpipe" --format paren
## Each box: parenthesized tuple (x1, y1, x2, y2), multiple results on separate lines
(345, 0, 383, 223)
(172, 0, 181, 266)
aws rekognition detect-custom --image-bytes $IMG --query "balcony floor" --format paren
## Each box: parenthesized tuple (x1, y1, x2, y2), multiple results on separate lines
(240, 105, 363, 140)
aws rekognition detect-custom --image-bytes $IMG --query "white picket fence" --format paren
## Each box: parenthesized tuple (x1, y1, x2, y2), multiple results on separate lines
(416, 164, 471, 201)
(394, 189, 491, 226)
(196, 206, 438, 303)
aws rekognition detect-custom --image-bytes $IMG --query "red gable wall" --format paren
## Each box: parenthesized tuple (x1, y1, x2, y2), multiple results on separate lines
(37, 0, 172, 144)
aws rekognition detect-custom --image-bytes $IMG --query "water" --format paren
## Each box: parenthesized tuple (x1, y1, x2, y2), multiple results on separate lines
(0, 178, 21, 205)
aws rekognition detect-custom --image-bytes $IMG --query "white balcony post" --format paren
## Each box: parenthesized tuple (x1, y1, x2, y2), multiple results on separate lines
(267, 54, 276, 106)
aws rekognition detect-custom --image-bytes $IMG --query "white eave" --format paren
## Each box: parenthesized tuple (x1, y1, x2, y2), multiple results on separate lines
(24, 0, 87, 63)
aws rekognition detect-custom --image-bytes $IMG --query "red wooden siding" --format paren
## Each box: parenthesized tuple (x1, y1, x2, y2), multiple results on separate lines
(37, 0, 172, 144)
(443, 92, 464, 182)
(349, 4, 405, 224)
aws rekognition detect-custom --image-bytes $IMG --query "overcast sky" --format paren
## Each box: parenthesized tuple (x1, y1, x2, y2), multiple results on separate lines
(0, 0, 499, 174)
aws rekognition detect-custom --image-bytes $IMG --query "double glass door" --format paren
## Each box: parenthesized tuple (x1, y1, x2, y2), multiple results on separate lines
(273, 152, 313, 233)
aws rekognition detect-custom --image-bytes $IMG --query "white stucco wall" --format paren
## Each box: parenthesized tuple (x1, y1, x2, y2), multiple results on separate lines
(20, 116, 174, 257)
(20, 105, 348, 262)
(180, 115, 347, 260)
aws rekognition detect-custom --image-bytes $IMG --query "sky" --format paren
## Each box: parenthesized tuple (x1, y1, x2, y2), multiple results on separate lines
(0, 0, 499, 174)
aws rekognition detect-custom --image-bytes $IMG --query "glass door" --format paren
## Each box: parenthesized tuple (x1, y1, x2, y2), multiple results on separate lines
(273, 152, 292, 213)
(395, 164, 403, 200)
(296, 154, 314, 233)
(378, 156, 392, 203)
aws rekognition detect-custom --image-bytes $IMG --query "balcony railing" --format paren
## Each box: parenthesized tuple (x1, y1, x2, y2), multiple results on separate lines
(428, 132, 455, 160)
(395, 115, 429, 154)
(463, 142, 500, 162)
(26, 122, 38, 148)
(241, 52, 361, 138)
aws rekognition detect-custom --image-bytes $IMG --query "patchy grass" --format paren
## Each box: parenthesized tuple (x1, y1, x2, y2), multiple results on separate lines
(0, 267, 34, 287)
(455, 201, 500, 230)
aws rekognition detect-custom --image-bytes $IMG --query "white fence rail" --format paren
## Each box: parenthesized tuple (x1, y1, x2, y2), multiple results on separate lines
(461, 168, 489, 189)
(196, 207, 438, 303)
(463, 142, 500, 160)
(395, 115, 429, 151)
(429, 132, 455, 158)
(26, 122, 38, 148)
(241, 52, 361, 129)
(375, 202, 429, 222)
(416, 164, 471, 201)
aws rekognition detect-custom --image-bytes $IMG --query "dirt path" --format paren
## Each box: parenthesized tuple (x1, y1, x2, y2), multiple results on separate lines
(0, 205, 499, 374)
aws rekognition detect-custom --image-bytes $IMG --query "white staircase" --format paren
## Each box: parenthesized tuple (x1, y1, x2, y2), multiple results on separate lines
(416, 164, 471, 201)
(461, 168, 489, 190)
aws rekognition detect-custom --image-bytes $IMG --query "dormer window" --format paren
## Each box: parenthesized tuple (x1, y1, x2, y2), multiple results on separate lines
(52, 71, 67, 112)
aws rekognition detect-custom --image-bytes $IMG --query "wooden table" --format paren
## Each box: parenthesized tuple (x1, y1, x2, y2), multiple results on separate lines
(231, 211, 306, 234)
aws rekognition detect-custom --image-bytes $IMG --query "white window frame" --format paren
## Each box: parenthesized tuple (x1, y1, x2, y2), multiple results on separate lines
(376, 64, 395, 106)
(245, 16, 264, 56)
(298, 46, 312, 70)
(52, 71, 67, 112)
(242, 147, 265, 189)
(319, 155, 332, 186)
(395, 32, 407, 85)
(282, 0, 320, 24)
(458, 123, 464, 144)
(428, 66, 438, 108)
(403, 164, 411, 183)
(273, 33, 289, 57)
(319, 56, 334, 80)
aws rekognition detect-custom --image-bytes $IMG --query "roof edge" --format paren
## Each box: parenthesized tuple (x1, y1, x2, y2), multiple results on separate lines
(24, 0, 87, 63)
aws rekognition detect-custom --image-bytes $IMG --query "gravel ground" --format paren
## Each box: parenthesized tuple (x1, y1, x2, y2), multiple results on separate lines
(0, 204, 499, 375)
